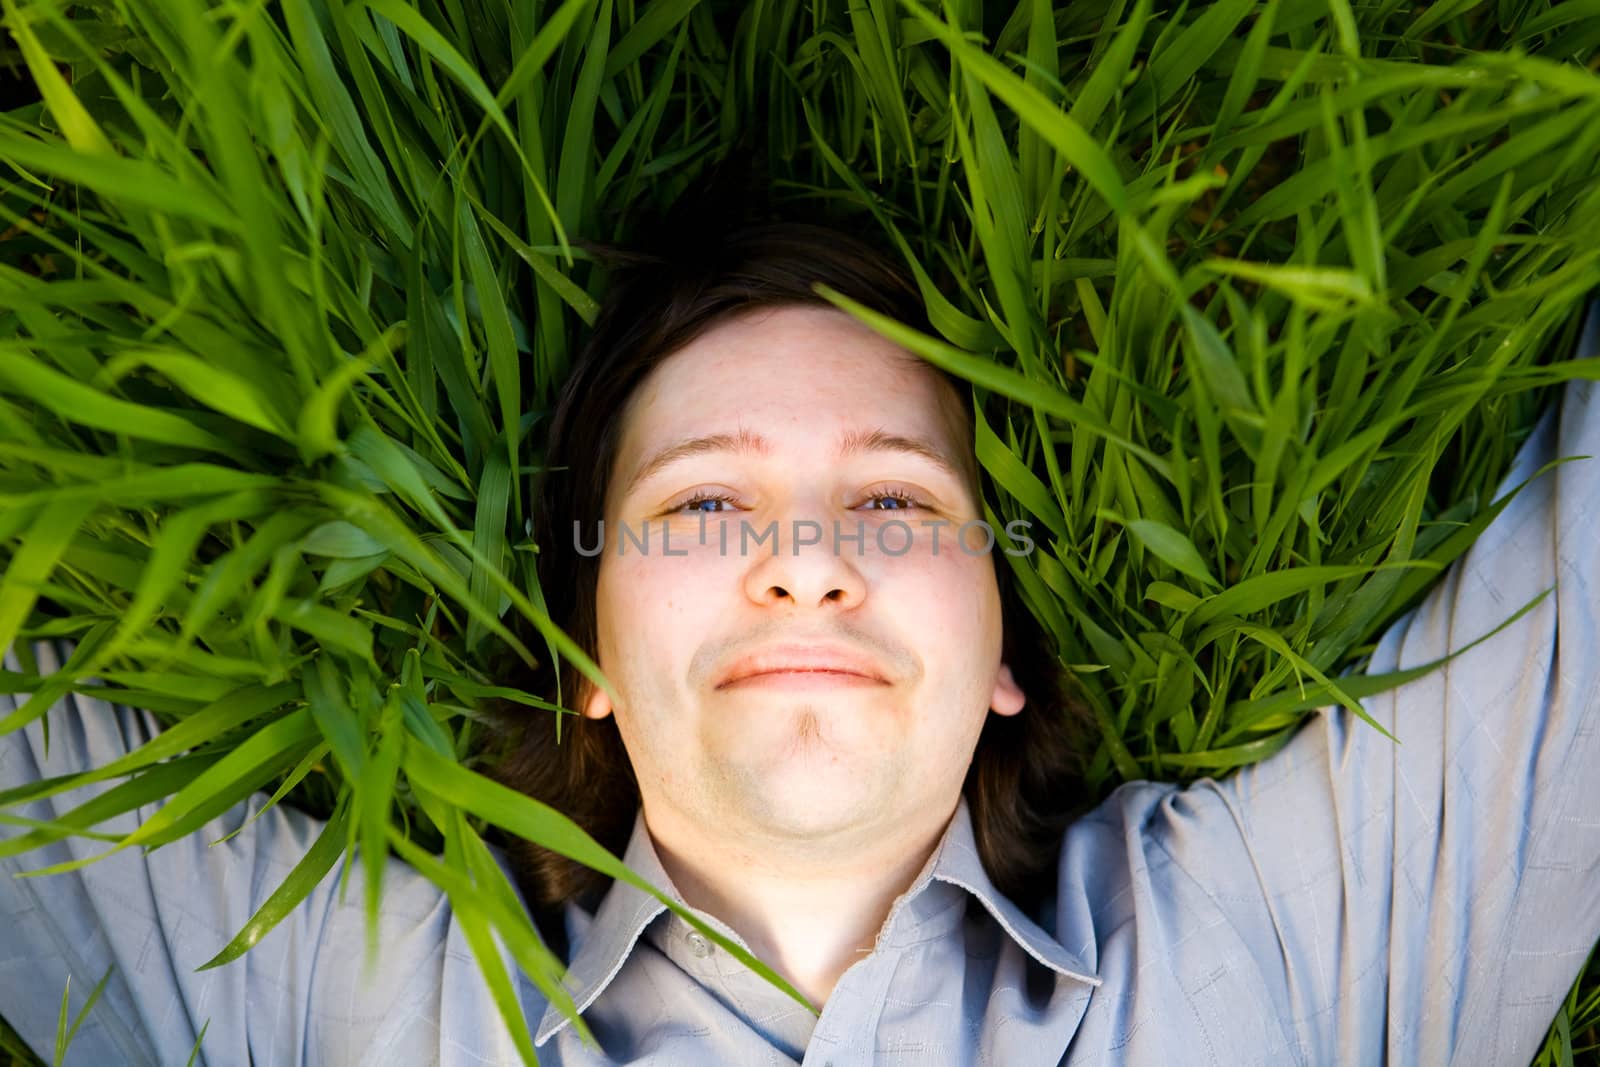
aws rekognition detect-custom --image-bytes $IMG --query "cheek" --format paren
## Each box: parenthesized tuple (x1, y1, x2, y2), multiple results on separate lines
(876, 546, 1007, 731)
(865, 539, 1005, 654)
(594, 547, 731, 666)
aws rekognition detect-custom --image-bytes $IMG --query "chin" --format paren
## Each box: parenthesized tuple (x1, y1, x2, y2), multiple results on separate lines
(747, 797, 873, 841)
(702, 708, 907, 826)
(728, 759, 891, 837)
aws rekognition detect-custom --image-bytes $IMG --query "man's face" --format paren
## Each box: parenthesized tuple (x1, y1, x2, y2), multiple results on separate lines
(583, 304, 1025, 854)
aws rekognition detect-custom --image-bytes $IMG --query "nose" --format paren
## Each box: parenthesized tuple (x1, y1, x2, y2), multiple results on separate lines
(741, 515, 869, 609)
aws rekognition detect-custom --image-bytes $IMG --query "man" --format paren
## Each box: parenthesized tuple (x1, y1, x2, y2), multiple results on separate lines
(2, 211, 1599, 1066)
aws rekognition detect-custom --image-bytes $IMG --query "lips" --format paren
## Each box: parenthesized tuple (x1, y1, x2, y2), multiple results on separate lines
(714, 643, 891, 689)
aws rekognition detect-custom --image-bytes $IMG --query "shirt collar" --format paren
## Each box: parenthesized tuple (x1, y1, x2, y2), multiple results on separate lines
(924, 798, 1101, 988)
(534, 796, 1100, 1047)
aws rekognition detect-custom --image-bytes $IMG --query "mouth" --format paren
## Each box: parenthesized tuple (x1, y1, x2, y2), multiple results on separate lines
(717, 668, 887, 691)
(716, 643, 896, 694)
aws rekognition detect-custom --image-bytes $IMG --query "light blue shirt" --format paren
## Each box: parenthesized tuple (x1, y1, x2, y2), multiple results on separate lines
(4, 306, 1600, 1065)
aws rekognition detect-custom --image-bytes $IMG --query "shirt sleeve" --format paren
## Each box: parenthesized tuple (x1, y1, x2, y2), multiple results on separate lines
(1083, 301, 1600, 1063)
(0, 637, 511, 1066)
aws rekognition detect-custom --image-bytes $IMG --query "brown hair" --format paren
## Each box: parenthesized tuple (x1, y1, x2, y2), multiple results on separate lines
(482, 170, 1096, 927)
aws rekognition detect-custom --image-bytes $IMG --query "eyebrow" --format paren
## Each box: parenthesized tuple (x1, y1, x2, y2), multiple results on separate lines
(624, 426, 970, 497)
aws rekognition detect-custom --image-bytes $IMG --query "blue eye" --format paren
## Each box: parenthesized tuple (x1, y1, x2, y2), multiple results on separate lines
(677, 492, 739, 513)
(862, 490, 920, 510)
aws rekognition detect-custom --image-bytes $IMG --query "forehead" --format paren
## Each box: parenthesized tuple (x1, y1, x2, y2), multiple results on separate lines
(612, 305, 975, 479)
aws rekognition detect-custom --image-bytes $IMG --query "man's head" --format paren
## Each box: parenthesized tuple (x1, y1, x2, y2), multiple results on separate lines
(585, 299, 1026, 862)
(490, 209, 1093, 913)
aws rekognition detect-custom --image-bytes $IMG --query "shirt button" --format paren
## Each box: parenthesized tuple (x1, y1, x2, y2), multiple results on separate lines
(685, 931, 712, 958)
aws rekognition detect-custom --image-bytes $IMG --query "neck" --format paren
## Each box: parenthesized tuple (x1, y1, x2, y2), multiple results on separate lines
(644, 799, 958, 1007)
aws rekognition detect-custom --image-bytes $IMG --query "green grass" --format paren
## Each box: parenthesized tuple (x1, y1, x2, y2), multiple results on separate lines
(1, 0, 1599, 1062)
